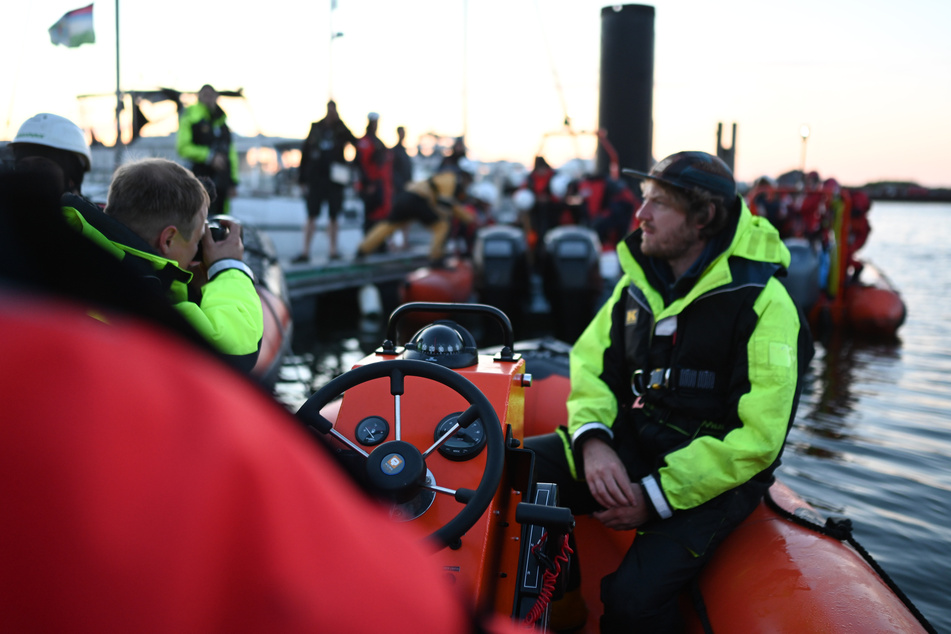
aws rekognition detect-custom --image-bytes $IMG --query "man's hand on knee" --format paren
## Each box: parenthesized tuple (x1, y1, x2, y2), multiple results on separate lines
(582, 438, 638, 509)
(593, 498, 649, 530)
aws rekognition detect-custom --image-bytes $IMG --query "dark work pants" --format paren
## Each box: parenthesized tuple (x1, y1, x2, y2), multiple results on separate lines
(305, 179, 344, 220)
(524, 432, 768, 634)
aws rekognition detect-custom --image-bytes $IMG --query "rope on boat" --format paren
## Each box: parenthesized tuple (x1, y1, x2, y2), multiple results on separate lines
(521, 532, 573, 628)
(763, 488, 937, 634)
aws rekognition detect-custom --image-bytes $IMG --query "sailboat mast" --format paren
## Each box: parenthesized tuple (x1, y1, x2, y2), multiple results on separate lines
(114, 0, 123, 169)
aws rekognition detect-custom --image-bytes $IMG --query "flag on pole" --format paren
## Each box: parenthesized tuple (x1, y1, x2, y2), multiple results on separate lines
(49, 4, 95, 48)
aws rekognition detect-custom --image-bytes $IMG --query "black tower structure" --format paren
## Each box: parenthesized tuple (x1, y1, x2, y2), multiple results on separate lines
(597, 4, 655, 177)
(717, 122, 737, 173)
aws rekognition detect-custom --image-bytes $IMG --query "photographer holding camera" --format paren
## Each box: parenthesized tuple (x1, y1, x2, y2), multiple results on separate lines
(62, 158, 263, 373)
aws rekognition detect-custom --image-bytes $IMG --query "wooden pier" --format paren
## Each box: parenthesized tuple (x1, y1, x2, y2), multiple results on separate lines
(282, 249, 432, 301)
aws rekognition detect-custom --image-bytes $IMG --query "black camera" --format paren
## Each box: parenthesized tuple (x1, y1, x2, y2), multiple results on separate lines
(195, 218, 230, 263)
(207, 218, 229, 242)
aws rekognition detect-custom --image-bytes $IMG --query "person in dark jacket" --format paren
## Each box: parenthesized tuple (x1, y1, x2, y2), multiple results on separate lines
(525, 151, 813, 633)
(390, 125, 413, 193)
(295, 100, 356, 263)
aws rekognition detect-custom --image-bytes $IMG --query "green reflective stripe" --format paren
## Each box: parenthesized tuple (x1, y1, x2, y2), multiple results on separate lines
(63, 207, 125, 259)
(178, 269, 263, 356)
(567, 278, 625, 437)
(555, 427, 580, 481)
(63, 206, 260, 358)
(658, 278, 800, 510)
(617, 240, 665, 315)
(175, 104, 212, 164)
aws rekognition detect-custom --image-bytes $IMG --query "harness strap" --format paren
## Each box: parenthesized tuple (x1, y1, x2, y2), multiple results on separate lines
(631, 367, 719, 396)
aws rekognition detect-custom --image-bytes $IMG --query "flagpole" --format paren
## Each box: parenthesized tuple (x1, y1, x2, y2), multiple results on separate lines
(114, 0, 123, 170)
(462, 0, 468, 142)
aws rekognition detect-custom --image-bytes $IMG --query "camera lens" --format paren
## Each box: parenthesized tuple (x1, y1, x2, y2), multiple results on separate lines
(208, 220, 229, 242)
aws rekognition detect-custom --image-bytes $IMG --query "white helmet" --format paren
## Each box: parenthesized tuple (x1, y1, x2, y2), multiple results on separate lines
(512, 188, 535, 212)
(468, 181, 498, 206)
(457, 157, 477, 176)
(549, 172, 572, 199)
(12, 113, 91, 172)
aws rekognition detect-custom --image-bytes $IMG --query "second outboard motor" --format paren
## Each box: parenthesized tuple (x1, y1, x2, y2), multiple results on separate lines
(781, 238, 820, 314)
(472, 225, 530, 333)
(542, 226, 602, 343)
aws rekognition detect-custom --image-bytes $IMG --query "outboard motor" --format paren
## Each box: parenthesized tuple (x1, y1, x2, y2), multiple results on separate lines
(472, 225, 530, 333)
(541, 226, 602, 343)
(781, 238, 820, 313)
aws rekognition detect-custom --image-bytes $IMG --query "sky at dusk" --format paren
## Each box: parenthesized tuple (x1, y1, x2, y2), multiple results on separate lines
(3, 0, 950, 186)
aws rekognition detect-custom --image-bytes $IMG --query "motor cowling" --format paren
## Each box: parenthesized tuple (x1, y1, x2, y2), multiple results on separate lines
(781, 237, 820, 313)
(472, 225, 530, 330)
(541, 225, 602, 342)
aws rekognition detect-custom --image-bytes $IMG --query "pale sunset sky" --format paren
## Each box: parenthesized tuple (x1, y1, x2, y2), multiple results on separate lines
(3, 0, 950, 186)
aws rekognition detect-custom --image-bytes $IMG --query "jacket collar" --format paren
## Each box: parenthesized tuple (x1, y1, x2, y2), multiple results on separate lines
(618, 197, 790, 310)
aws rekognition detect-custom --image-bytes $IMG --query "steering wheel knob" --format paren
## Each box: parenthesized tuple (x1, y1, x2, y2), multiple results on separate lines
(366, 441, 427, 503)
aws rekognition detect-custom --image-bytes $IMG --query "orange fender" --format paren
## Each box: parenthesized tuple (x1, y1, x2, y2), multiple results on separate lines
(251, 286, 292, 382)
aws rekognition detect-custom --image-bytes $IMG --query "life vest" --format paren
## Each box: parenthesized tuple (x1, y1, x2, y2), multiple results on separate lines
(176, 102, 238, 186)
(527, 169, 555, 200)
(622, 257, 784, 446)
(578, 178, 607, 218)
(355, 135, 393, 221)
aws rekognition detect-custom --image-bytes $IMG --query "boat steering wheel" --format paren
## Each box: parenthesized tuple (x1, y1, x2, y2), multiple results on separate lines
(296, 358, 504, 550)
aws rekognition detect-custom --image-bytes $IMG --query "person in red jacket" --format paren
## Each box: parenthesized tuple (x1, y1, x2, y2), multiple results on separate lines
(0, 172, 517, 634)
(354, 112, 393, 243)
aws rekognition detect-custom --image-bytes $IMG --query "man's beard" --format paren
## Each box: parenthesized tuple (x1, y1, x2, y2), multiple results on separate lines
(640, 219, 700, 262)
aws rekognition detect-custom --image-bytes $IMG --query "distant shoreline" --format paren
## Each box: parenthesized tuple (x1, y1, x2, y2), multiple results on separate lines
(868, 193, 951, 203)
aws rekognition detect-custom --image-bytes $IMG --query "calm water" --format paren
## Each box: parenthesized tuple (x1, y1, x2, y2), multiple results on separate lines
(276, 201, 951, 632)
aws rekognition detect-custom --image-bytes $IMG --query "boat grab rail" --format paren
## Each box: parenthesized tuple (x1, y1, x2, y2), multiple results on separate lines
(380, 302, 518, 362)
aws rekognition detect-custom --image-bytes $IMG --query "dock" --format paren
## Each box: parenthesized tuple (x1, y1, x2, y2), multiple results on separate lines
(283, 249, 432, 300)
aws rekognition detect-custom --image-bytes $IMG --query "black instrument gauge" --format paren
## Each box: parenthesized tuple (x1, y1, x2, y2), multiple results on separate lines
(355, 416, 390, 446)
(433, 412, 486, 461)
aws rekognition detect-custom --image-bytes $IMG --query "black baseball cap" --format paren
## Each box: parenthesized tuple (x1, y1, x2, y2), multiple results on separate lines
(623, 151, 736, 202)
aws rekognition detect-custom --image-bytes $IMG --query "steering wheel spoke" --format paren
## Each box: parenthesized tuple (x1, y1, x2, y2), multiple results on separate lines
(423, 421, 461, 458)
(327, 428, 370, 458)
(424, 483, 458, 497)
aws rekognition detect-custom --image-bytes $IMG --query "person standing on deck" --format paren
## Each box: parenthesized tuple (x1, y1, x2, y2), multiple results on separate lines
(390, 125, 413, 194)
(524, 151, 813, 633)
(354, 112, 392, 245)
(176, 85, 238, 216)
(295, 100, 357, 263)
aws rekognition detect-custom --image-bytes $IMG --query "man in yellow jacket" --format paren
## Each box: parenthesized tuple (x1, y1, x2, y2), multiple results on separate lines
(62, 158, 263, 373)
(176, 85, 239, 215)
(525, 151, 813, 632)
(11, 114, 261, 374)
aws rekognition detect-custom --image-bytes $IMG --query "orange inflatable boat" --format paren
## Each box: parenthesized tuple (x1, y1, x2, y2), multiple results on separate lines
(298, 303, 933, 632)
